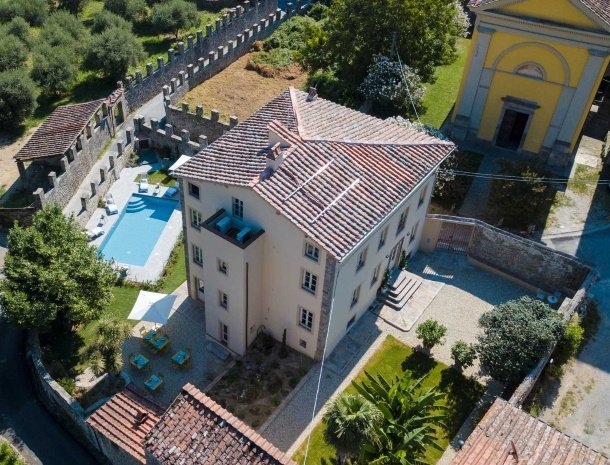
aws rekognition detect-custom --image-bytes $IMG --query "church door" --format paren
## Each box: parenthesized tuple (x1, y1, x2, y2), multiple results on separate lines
(496, 109, 530, 150)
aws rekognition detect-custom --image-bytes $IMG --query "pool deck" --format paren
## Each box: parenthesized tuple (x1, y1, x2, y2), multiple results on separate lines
(86, 163, 183, 282)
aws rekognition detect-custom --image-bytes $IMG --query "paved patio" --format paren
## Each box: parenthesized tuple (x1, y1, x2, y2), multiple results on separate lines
(121, 283, 233, 405)
(261, 251, 531, 454)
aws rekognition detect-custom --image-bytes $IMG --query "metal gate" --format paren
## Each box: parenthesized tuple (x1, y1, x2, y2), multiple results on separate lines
(435, 222, 473, 253)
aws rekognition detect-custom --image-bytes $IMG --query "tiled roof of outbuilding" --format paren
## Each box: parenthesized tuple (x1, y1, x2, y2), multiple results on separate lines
(15, 100, 104, 161)
(451, 398, 610, 465)
(176, 88, 454, 260)
(86, 386, 166, 464)
(468, 0, 610, 28)
(145, 383, 295, 465)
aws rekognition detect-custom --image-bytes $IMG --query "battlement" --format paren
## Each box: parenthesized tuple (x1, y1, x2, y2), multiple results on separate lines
(165, 101, 238, 144)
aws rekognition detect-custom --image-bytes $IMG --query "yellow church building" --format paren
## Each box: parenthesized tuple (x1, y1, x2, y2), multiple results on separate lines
(452, 0, 610, 166)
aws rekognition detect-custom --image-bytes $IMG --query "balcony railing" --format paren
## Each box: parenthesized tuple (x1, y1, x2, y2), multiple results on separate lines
(202, 209, 264, 249)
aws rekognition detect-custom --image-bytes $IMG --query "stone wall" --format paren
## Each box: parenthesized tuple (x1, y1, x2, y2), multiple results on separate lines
(135, 115, 205, 159)
(0, 206, 37, 228)
(422, 215, 591, 297)
(165, 102, 238, 143)
(121, 0, 283, 113)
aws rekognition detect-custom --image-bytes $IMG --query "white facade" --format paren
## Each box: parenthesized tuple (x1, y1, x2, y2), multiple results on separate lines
(181, 173, 435, 360)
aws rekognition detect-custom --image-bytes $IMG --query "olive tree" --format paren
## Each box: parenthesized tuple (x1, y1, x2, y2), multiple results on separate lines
(0, 68, 37, 129)
(151, 0, 199, 40)
(84, 27, 145, 80)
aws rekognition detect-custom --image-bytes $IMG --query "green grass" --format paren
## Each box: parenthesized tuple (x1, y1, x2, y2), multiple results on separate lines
(135, 169, 176, 187)
(292, 336, 484, 465)
(420, 38, 471, 129)
(568, 164, 601, 196)
(0, 441, 25, 465)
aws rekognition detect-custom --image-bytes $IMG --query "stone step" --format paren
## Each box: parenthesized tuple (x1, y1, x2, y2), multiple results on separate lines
(389, 274, 412, 297)
(383, 279, 422, 310)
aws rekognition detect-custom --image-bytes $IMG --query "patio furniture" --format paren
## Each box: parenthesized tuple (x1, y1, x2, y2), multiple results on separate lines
(171, 348, 191, 368)
(153, 183, 161, 196)
(139, 174, 149, 193)
(150, 334, 170, 353)
(144, 373, 164, 392)
(129, 353, 150, 371)
(86, 227, 104, 241)
(105, 194, 119, 215)
(164, 184, 179, 197)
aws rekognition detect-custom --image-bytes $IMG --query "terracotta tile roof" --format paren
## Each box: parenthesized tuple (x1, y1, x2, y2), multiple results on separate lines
(86, 386, 167, 464)
(451, 398, 610, 465)
(176, 88, 454, 260)
(15, 100, 104, 161)
(468, 0, 610, 27)
(145, 383, 296, 465)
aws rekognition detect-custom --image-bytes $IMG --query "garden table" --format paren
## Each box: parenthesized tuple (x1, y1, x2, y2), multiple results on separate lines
(144, 374, 163, 392)
(130, 354, 150, 371)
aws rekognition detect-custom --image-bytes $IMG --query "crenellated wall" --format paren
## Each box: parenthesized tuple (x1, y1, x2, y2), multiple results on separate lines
(165, 101, 238, 142)
(134, 115, 206, 159)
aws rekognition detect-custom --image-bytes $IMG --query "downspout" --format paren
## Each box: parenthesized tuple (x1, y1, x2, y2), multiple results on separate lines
(245, 262, 249, 352)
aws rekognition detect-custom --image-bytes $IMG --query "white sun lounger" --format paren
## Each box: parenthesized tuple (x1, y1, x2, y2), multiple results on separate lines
(164, 184, 179, 197)
(105, 194, 119, 215)
(87, 227, 104, 241)
(139, 174, 149, 193)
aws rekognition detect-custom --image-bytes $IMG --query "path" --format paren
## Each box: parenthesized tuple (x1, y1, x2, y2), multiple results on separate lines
(0, 322, 98, 465)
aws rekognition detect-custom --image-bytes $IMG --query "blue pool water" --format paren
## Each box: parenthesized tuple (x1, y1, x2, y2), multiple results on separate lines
(99, 194, 179, 266)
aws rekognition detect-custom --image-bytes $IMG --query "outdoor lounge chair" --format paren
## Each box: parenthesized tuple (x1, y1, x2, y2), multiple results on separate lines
(164, 184, 179, 197)
(139, 174, 149, 193)
(86, 227, 104, 241)
(153, 183, 161, 196)
(105, 194, 118, 215)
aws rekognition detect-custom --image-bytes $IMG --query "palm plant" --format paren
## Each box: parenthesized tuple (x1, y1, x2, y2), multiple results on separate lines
(86, 318, 132, 376)
(352, 372, 447, 465)
(324, 394, 382, 465)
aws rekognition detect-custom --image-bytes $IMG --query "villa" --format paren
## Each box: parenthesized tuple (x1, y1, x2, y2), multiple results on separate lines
(174, 87, 455, 359)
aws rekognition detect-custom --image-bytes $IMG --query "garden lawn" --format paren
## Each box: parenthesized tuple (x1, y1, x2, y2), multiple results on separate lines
(420, 38, 471, 129)
(135, 169, 177, 187)
(292, 336, 484, 465)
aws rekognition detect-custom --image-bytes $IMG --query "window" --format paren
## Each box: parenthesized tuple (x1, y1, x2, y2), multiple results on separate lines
(196, 278, 205, 294)
(371, 264, 381, 286)
(378, 227, 388, 250)
(191, 208, 203, 229)
(304, 242, 320, 262)
(356, 247, 368, 271)
(302, 271, 318, 294)
(397, 208, 409, 234)
(515, 63, 545, 80)
(299, 307, 314, 331)
(219, 291, 228, 310)
(410, 222, 419, 243)
(232, 197, 243, 218)
(351, 285, 361, 308)
(192, 244, 203, 266)
(220, 322, 229, 344)
(188, 182, 200, 199)
(299, 339, 307, 349)
(218, 259, 228, 274)
(418, 186, 428, 208)
(347, 315, 356, 330)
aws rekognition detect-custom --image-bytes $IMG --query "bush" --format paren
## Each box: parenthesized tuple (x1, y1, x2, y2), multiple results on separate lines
(41, 11, 90, 54)
(552, 315, 584, 368)
(104, 0, 147, 23)
(0, 441, 25, 465)
(306, 69, 355, 107)
(85, 27, 145, 79)
(57, 377, 77, 395)
(0, 69, 37, 129)
(151, 0, 198, 39)
(0, 17, 31, 46)
(477, 297, 564, 384)
(415, 319, 447, 349)
(90, 9, 133, 34)
(31, 44, 79, 97)
(307, 1, 328, 20)
(0, 0, 48, 26)
(0, 35, 27, 72)
(451, 340, 477, 369)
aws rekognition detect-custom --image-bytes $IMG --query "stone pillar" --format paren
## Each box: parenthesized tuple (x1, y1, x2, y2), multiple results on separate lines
(178, 42, 185, 55)
(102, 102, 109, 117)
(228, 42, 234, 54)
(215, 19, 221, 31)
(187, 64, 194, 80)
(100, 168, 106, 184)
(157, 57, 164, 71)
(230, 116, 238, 127)
(211, 109, 220, 121)
(80, 195, 87, 211)
(117, 140, 124, 157)
(269, 13, 275, 24)
(181, 129, 190, 142)
(90, 182, 97, 196)
(198, 135, 208, 148)
(151, 118, 160, 131)
(135, 70, 143, 84)
(146, 63, 154, 76)
(259, 19, 266, 30)
(206, 24, 213, 37)
(197, 57, 204, 70)
(125, 76, 133, 90)
(17, 160, 28, 188)
(253, 24, 259, 34)
(276, 8, 282, 20)
(86, 122, 93, 138)
(217, 46, 224, 59)
(33, 188, 44, 207)
(170, 78, 177, 94)
(187, 35, 194, 50)
(196, 30, 203, 45)
(222, 14, 228, 28)
(244, 28, 251, 40)
(237, 34, 243, 46)
(208, 51, 215, 63)
(286, 2, 292, 15)
(48, 171, 57, 188)
(60, 156, 70, 172)
(162, 85, 170, 98)
(95, 112, 102, 125)
(165, 124, 174, 136)
(168, 49, 174, 62)
(133, 115, 145, 132)
(68, 148, 76, 162)
(296, 0, 302, 11)
(196, 105, 204, 118)
(109, 155, 115, 170)
(181, 102, 189, 113)
(126, 127, 134, 144)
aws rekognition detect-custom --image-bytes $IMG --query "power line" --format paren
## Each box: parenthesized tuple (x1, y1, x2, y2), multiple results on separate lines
(392, 32, 421, 124)
(438, 169, 610, 185)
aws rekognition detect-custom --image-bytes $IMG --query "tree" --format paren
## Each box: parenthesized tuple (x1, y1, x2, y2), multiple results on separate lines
(0, 0, 48, 26)
(0, 205, 116, 331)
(151, 0, 199, 40)
(0, 69, 37, 129)
(90, 9, 132, 34)
(416, 319, 447, 350)
(104, 0, 147, 23)
(84, 27, 145, 80)
(0, 17, 32, 46)
(0, 35, 28, 72)
(302, 0, 466, 87)
(31, 44, 79, 97)
(477, 297, 565, 384)
(359, 54, 425, 117)
(451, 340, 477, 370)
(57, 0, 90, 15)
(353, 372, 446, 465)
(86, 318, 132, 375)
(41, 10, 90, 54)
(324, 394, 382, 465)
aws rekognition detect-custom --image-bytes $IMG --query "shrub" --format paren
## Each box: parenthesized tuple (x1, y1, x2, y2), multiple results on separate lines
(85, 27, 145, 79)
(552, 315, 584, 368)
(0, 35, 27, 72)
(0, 0, 48, 26)
(307, 1, 328, 20)
(104, 0, 147, 23)
(41, 11, 90, 54)
(31, 44, 79, 97)
(451, 340, 477, 369)
(151, 0, 198, 39)
(416, 319, 447, 349)
(477, 297, 564, 384)
(0, 69, 37, 129)
(57, 377, 77, 395)
(90, 9, 133, 34)
(0, 441, 25, 465)
(306, 69, 354, 106)
(0, 17, 31, 46)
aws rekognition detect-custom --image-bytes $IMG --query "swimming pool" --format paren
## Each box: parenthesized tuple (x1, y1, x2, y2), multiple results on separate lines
(99, 194, 179, 266)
